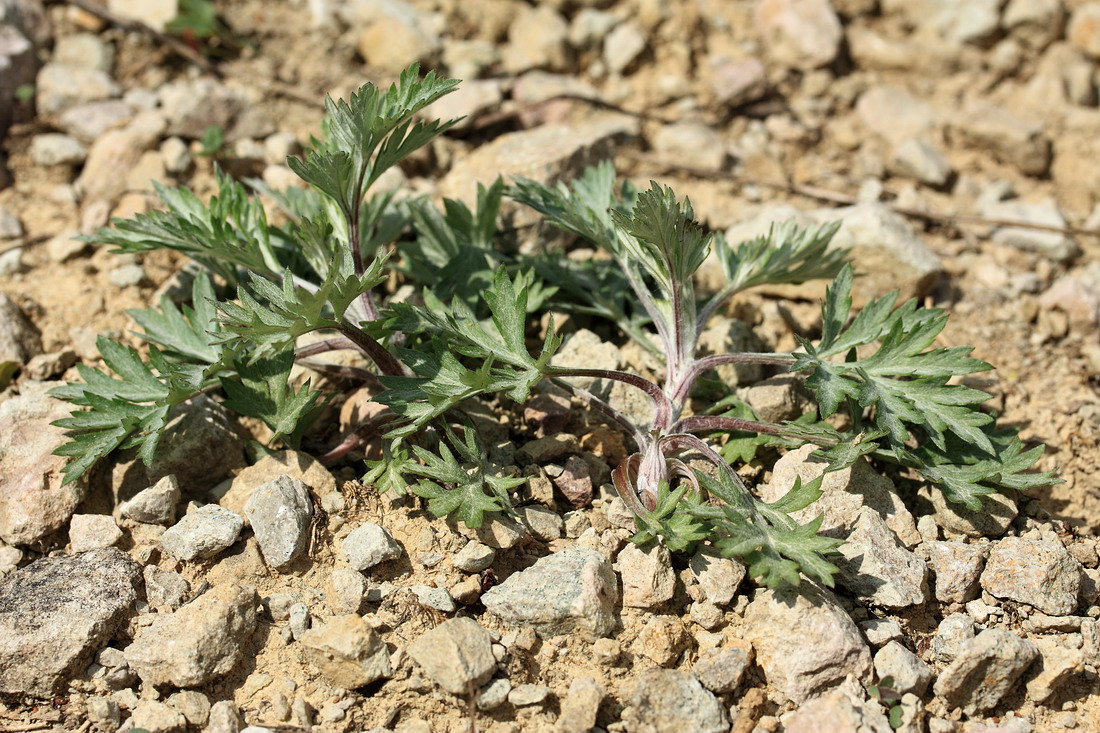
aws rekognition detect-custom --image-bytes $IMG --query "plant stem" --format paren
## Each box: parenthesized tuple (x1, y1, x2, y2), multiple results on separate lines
(295, 358, 382, 388)
(293, 337, 359, 359)
(670, 352, 795, 406)
(672, 414, 785, 436)
(548, 376, 647, 448)
(338, 325, 406, 377)
(546, 366, 673, 430)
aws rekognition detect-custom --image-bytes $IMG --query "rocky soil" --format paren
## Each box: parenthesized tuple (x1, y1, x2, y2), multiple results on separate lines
(2, 0, 1100, 731)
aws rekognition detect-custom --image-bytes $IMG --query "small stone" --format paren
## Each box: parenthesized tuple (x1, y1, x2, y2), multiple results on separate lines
(481, 547, 619, 639)
(652, 122, 726, 171)
(0, 206, 22, 239)
(86, 696, 121, 730)
(632, 615, 689, 666)
(933, 628, 1038, 715)
(328, 569, 367, 615)
(508, 683, 551, 706)
(835, 508, 928, 608)
(955, 105, 1051, 176)
(298, 614, 391, 689)
(407, 617, 496, 695)
(928, 486, 1017, 538)
(108, 0, 177, 32)
(167, 690, 210, 727)
(244, 475, 313, 569)
(453, 540, 495, 573)
(622, 669, 728, 733)
(341, 523, 403, 571)
(35, 63, 119, 116)
(466, 514, 528, 550)
(287, 602, 310, 640)
(983, 198, 1079, 262)
(160, 136, 191, 173)
(690, 601, 724, 630)
(755, 0, 843, 70)
(215, 449, 336, 519)
(739, 374, 815, 424)
(107, 262, 148, 288)
(921, 540, 986, 603)
(0, 548, 140, 696)
(520, 504, 564, 541)
(424, 79, 503, 130)
(570, 9, 616, 48)
(981, 536, 1083, 615)
(874, 641, 933, 696)
(891, 137, 952, 187)
(0, 248, 23, 275)
(30, 133, 87, 166)
(118, 474, 180, 525)
(707, 55, 768, 108)
(68, 514, 122, 552)
(742, 584, 872, 703)
(930, 615, 975, 664)
(58, 100, 133, 143)
(206, 701, 242, 733)
(54, 32, 112, 72)
(502, 5, 569, 74)
(355, 2, 440, 73)
(131, 700, 187, 733)
(410, 584, 456, 613)
(1026, 636, 1085, 703)
(693, 642, 753, 693)
(477, 677, 511, 711)
(158, 77, 242, 140)
(859, 617, 904, 647)
(550, 329, 622, 398)
(618, 542, 675, 608)
(1069, 3, 1100, 59)
(556, 676, 604, 732)
(603, 21, 646, 74)
(144, 565, 190, 610)
(125, 583, 257, 688)
(688, 549, 746, 607)
(160, 505, 243, 562)
(784, 679, 893, 733)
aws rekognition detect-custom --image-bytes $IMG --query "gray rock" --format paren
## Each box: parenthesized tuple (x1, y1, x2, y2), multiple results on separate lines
(298, 614, 391, 689)
(603, 21, 646, 74)
(856, 86, 938, 146)
(0, 205, 21, 238)
(160, 505, 243, 562)
(557, 676, 604, 733)
(982, 198, 1079, 262)
(509, 683, 551, 706)
(762, 444, 920, 545)
(755, 0, 843, 70)
(622, 669, 728, 733)
(618, 542, 675, 608)
(159, 77, 243, 139)
(29, 133, 86, 166)
(1025, 636, 1085, 703)
(859, 617, 904, 647)
(874, 641, 933, 696)
(144, 565, 191, 610)
(131, 699, 187, 733)
(891, 137, 952, 187)
(0, 548, 140, 696)
(519, 504, 564, 541)
(835, 508, 928, 608)
(167, 689, 210, 727)
(477, 677, 511, 711)
(453, 540, 495, 573)
(738, 374, 815, 423)
(287, 602, 310, 640)
(742, 584, 872, 703)
(328, 568, 367, 615)
(465, 514, 528, 550)
(0, 381, 86, 545)
(980, 536, 1082, 615)
(409, 584, 456, 613)
(206, 700, 243, 733)
(53, 32, 113, 73)
(124, 583, 257, 687)
(68, 514, 123, 552)
(35, 62, 119, 116)
(955, 105, 1051, 176)
(502, 5, 569, 74)
(784, 679, 893, 733)
(244, 475, 313, 569)
(652, 122, 726, 171)
(118, 474, 180, 525)
(707, 54, 768, 108)
(86, 696, 121, 730)
(439, 116, 635, 208)
(693, 642, 753, 693)
(341, 522, 403, 571)
(689, 547, 745, 606)
(933, 628, 1038, 715)
(407, 617, 496, 695)
(111, 393, 245, 499)
(107, 263, 148, 288)
(215, 449, 336, 520)
(0, 25, 35, 136)
(0, 292, 40, 362)
(816, 202, 943, 301)
(482, 547, 619, 639)
(920, 540, 986, 603)
(930, 615, 975, 664)
(58, 99, 133, 143)
(927, 485, 1017, 538)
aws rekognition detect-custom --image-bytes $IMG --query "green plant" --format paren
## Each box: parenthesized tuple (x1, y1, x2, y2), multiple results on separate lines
(52, 64, 1058, 588)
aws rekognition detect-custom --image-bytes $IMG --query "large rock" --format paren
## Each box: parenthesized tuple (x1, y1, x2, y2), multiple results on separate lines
(933, 628, 1038, 714)
(407, 617, 495, 695)
(621, 669, 728, 733)
(761, 444, 920, 546)
(0, 548, 140, 696)
(125, 583, 257, 687)
(0, 381, 88, 545)
(742, 584, 872, 703)
(835, 508, 928, 608)
(482, 547, 619, 639)
(299, 614, 391, 689)
(980, 536, 1083, 616)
